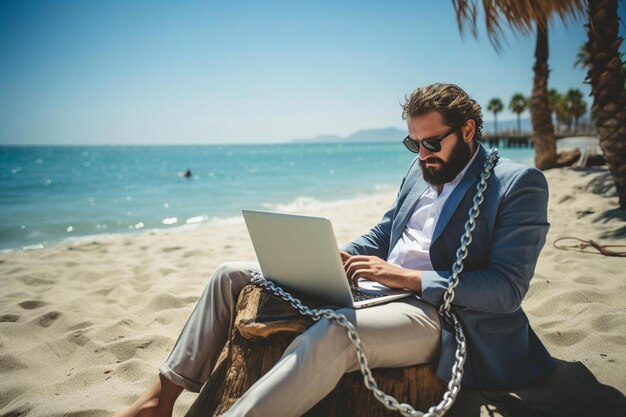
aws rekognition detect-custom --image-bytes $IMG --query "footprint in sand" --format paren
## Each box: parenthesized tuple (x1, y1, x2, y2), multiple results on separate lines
(18, 276, 55, 286)
(148, 293, 198, 310)
(183, 249, 204, 258)
(574, 275, 599, 285)
(132, 264, 148, 275)
(544, 328, 586, 347)
(90, 287, 114, 297)
(0, 314, 20, 322)
(38, 311, 61, 327)
(590, 314, 621, 333)
(0, 354, 28, 372)
(67, 329, 90, 346)
(158, 267, 176, 276)
(67, 321, 93, 331)
(162, 246, 183, 253)
(98, 338, 157, 361)
(19, 300, 49, 309)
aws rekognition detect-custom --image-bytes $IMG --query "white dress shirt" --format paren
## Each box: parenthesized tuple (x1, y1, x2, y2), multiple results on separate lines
(387, 148, 479, 271)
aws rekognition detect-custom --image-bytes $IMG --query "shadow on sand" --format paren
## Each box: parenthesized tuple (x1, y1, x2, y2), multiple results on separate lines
(446, 358, 626, 417)
(571, 168, 626, 239)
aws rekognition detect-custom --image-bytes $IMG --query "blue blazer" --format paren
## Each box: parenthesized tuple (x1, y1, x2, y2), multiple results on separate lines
(342, 144, 555, 390)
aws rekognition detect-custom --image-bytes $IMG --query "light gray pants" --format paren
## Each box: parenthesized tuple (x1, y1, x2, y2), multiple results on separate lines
(159, 262, 441, 417)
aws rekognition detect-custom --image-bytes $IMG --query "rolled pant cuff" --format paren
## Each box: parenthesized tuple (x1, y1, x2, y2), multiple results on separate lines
(159, 362, 204, 393)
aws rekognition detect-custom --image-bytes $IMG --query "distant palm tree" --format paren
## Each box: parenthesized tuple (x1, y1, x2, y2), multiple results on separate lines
(558, 95, 573, 132)
(573, 43, 589, 69)
(487, 98, 504, 136)
(451, 0, 584, 170)
(508, 93, 527, 133)
(565, 88, 587, 132)
(549, 89, 564, 132)
(586, 0, 626, 208)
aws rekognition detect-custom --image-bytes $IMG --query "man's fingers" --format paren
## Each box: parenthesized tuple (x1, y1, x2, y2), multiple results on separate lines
(346, 261, 371, 281)
(346, 255, 375, 262)
(339, 251, 351, 264)
(350, 270, 374, 287)
(343, 255, 375, 271)
(343, 256, 382, 286)
(347, 262, 373, 286)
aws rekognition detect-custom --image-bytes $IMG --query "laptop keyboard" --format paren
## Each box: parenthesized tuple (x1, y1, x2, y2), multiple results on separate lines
(351, 288, 386, 302)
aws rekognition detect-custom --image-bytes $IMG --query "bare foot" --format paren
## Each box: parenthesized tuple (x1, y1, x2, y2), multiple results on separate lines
(114, 374, 182, 417)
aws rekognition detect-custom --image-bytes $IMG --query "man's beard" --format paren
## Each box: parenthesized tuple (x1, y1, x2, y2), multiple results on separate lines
(419, 135, 472, 185)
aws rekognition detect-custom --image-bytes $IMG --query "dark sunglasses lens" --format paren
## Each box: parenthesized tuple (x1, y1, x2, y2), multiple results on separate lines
(403, 138, 420, 153)
(421, 139, 441, 152)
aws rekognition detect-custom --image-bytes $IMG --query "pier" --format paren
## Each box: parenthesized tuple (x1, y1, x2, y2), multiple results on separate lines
(481, 132, 596, 148)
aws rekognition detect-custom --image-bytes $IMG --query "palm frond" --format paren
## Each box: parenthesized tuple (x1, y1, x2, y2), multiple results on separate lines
(452, 0, 585, 53)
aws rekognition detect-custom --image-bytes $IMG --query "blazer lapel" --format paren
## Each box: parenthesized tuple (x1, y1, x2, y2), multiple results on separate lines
(431, 145, 488, 245)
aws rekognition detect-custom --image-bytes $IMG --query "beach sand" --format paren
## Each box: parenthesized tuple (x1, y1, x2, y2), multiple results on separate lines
(0, 166, 624, 416)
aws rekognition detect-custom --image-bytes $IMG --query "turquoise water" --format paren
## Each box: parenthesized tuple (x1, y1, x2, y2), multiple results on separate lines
(0, 143, 534, 251)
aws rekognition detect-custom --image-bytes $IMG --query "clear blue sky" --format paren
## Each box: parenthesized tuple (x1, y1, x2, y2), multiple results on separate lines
(1, 0, 624, 145)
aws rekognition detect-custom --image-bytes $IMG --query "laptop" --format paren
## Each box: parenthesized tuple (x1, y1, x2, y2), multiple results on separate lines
(242, 209, 414, 309)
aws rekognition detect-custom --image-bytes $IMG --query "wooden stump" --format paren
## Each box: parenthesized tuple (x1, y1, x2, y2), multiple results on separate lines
(185, 285, 445, 417)
(555, 148, 582, 167)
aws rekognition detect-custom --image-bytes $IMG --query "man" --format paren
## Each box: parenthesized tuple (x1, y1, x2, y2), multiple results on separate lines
(115, 83, 554, 417)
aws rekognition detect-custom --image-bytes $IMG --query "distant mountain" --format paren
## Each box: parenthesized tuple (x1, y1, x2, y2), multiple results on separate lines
(290, 117, 569, 144)
(291, 127, 405, 143)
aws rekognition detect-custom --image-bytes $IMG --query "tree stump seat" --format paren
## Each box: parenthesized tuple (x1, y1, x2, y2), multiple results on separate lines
(185, 285, 445, 417)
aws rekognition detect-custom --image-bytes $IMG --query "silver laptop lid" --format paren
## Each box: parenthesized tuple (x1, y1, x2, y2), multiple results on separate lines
(242, 209, 354, 307)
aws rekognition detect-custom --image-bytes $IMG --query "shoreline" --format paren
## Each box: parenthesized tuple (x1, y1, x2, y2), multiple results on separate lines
(0, 189, 399, 254)
(0, 167, 624, 416)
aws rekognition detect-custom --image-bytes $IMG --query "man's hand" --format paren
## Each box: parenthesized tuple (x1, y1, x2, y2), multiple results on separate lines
(340, 250, 351, 264)
(340, 252, 422, 292)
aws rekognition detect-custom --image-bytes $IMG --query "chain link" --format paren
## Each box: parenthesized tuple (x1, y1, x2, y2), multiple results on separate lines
(252, 148, 499, 417)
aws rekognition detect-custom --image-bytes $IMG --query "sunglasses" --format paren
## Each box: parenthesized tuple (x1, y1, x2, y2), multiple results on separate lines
(402, 125, 459, 153)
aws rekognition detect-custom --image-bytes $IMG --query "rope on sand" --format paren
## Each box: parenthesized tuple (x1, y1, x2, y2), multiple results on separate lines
(553, 237, 626, 257)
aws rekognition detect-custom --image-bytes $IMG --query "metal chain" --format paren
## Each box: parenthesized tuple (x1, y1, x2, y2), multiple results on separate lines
(252, 148, 499, 417)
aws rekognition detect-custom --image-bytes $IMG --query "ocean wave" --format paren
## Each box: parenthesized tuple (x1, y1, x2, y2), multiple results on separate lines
(205, 215, 244, 226)
(373, 183, 394, 192)
(1, 214, 247, 252)
(262, 197, 326, 212)
(260, 187, 398, 214)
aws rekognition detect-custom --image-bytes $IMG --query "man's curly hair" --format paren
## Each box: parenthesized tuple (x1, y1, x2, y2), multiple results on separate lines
(401, 83, 483, 141)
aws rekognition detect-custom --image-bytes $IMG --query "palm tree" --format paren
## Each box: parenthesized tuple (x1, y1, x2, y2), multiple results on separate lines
(575, 41, 625, 89)
(487, 98, 504, 136)
(565, 88, 587, 132)
(548, 88, 561, 130)
(508, 93, 527, 133)
(549, 89, 569, 133)
(557, 95, 573, 132)
(585, 0, 626, 208)
(573, 43, 590, 69)
(451, 0, 584, 170)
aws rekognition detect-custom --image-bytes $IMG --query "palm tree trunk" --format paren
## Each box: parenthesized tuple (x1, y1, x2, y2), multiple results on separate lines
(494, 113, 498, 136)
(586, 0, 626, 209)
(530, 24, 557, 170)
(517, 113, 521, 133)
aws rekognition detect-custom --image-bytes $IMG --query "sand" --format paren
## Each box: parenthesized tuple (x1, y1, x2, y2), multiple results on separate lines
(0, 166, 624, 417)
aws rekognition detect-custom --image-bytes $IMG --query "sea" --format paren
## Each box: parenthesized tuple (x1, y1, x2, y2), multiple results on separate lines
(0, 143, 534, 251)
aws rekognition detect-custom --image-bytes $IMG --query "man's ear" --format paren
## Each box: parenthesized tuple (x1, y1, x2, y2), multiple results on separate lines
(463, 119, 476, 143)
